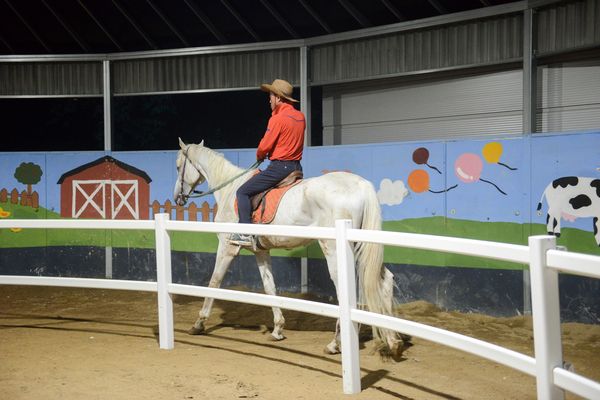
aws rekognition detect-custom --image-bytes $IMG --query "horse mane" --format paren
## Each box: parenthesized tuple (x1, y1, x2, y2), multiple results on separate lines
(195, 144, 244, 184)
(190, 143, 248, 206)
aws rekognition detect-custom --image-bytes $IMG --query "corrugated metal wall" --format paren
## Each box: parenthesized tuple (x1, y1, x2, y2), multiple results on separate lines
(322, 69, 523, 144)
(318, 0, 600, 144)
(311, 13, 523, 85)
(537, 0, 600, 55)
(0, 62, 102, 96)
(113, 49, 300, 94)
(537, 59, 600, 132)
(1, 2, 599, 97)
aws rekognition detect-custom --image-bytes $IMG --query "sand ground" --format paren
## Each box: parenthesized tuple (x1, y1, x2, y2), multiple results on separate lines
(1, 285, 599, 399)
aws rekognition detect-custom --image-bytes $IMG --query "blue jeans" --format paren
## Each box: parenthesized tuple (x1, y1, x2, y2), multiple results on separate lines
(236, 160, 302, 224)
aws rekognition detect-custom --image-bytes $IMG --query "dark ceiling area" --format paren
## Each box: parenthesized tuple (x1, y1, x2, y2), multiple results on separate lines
(0, 0, 522, 56)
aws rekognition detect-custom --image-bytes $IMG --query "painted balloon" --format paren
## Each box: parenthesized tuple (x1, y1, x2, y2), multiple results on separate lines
(408, 169, 429, 193)
(408, 169, 458, 194)
(454, 152, 507, 195)
(412, 147, 430, 164)
(482, 141, 517, 170)
(482, 142, 503, 164)
(412, 147, 442, 174)
(454, 153, 483, 183)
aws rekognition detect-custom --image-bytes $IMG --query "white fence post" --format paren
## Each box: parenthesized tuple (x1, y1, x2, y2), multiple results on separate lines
(335, 219, 361, 394)
(529, 235, 563, 400)
(155, 213, 174, 350)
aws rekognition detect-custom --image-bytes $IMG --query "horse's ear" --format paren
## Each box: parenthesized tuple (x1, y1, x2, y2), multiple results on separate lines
(178, 137, 186, 149)
(199, 140, 204, 147)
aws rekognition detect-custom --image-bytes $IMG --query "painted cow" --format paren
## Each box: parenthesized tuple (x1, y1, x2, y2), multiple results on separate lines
(537, 176, 600, 246)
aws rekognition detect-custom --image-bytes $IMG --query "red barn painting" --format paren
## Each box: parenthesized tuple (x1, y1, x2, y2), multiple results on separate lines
(57, 156, 152, 220)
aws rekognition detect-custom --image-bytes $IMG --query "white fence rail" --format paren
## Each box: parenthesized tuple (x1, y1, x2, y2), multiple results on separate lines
(1, 214, 600, 399)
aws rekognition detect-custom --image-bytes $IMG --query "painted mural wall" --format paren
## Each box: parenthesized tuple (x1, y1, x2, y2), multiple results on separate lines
(1, 130, 599, 266)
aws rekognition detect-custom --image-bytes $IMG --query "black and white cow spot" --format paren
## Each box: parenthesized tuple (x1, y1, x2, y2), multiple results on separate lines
(552, 176, 579, 189)
(570, 194, 592, 210)
(538, 176, 600, 246)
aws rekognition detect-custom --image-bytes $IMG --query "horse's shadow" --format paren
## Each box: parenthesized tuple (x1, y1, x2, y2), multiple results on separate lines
(173, 292, 415, 358)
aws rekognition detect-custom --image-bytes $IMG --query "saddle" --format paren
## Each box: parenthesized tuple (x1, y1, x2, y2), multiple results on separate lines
(237, 170, 303, 224)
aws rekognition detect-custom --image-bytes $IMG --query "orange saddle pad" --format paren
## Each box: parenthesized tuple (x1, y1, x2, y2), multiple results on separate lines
(235, 180, 302, 224)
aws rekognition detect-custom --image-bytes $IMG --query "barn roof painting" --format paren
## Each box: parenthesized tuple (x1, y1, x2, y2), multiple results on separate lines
(57, 156, 152, 184)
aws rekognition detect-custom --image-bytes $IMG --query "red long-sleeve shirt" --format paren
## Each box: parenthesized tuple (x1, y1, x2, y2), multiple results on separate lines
(256, 103, 305, 161)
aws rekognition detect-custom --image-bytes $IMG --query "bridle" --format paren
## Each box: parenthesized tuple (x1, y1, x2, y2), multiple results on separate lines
(176, 148, 262, 206)
(175, 148, 206, 206)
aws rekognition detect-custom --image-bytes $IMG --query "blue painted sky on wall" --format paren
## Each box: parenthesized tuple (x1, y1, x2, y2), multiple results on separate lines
(1, 131, 599, 233)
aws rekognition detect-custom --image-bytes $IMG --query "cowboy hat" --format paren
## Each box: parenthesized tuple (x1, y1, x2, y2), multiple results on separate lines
(260, 79, 298, 103)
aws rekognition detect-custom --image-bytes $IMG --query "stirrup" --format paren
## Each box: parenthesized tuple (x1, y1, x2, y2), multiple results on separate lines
(228, 233, 254, 247)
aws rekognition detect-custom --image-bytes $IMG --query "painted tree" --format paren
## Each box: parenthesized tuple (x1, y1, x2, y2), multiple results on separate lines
(14, 162, 43, 195)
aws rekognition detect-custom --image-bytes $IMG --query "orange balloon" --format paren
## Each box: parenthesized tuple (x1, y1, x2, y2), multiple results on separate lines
(408, 169, 430, 193)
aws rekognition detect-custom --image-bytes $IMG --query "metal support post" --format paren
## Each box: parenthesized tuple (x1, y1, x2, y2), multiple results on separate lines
(522, 7, 537, 316)
(103, 59, 113, 152)
(103, 59, 113, 279)
(300, 45, 311, 146)
(300, 257, 308, 294)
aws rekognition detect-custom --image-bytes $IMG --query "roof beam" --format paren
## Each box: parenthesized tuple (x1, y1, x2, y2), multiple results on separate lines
(3, 0, 51, 52)
(0, 32, 14, 53)
(42, 0, 89, 52)
(145, 0, 190, 47)
(76, 0, 124, 51)
(220, 0, 261, 42)
(112, 0, 158, 50)
(183, 0, 228, 44)
(298, 0, 333, 34)
(427, 0, 448, 14)
(337, 0, 372, 28)
(259, 0, 300, 39)
(379, 0, 406, 22)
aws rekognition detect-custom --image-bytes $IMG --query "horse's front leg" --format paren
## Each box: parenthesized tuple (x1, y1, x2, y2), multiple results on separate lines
(189, 237, 239, 335)
(255, 250, 286, 341)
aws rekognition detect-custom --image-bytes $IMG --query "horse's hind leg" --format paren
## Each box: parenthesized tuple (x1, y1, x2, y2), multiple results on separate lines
(255, 251, 286, 341)
(320, 240, 341, 354)
(189, 238, 238, 335)
(381, 267, 407, 357)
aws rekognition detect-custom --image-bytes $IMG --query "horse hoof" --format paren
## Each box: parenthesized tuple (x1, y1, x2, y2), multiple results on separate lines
(385, 338, 411, 362)
(388, 341, 403, 361)
(400, 333, 413, 343)
(323, 343, 340, 355)
(188, 326, 205, 335)
(267, 333, 285, 341)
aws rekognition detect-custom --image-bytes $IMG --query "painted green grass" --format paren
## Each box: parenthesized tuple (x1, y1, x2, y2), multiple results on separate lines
(383, 217, 600, 269)
(2, 202, 598, 269)
(0, 202, 307, 256)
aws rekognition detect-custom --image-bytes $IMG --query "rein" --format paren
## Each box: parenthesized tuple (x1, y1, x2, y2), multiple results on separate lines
(178, 149, 262, 203)
(188, 159, 262, 198)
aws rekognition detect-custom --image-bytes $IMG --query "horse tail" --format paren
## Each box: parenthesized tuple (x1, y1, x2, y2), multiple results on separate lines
(355, 181, 398, 351)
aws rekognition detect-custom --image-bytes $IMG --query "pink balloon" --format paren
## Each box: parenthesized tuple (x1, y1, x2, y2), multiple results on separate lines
(454, 153, 483, 183)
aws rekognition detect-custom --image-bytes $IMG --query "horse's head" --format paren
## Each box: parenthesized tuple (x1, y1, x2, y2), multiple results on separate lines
(174, 138, 207, 206)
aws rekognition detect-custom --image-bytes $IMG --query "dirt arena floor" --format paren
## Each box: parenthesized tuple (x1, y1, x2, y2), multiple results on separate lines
(1, 285, 599, 400)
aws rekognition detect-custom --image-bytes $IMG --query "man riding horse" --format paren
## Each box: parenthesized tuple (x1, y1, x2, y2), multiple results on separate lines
(229, 79, 306, 247)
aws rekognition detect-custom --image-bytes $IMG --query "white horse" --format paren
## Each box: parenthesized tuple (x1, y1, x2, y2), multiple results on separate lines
(173, 139, 406, 357)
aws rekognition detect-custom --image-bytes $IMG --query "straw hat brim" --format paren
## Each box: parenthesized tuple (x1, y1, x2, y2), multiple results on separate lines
(260, 83, 299, 103)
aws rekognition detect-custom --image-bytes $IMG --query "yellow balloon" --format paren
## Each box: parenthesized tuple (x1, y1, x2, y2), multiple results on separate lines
(482, 142, 503, 164)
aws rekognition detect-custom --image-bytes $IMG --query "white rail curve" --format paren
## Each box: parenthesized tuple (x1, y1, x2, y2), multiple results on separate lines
(1, 214, 599, 399)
